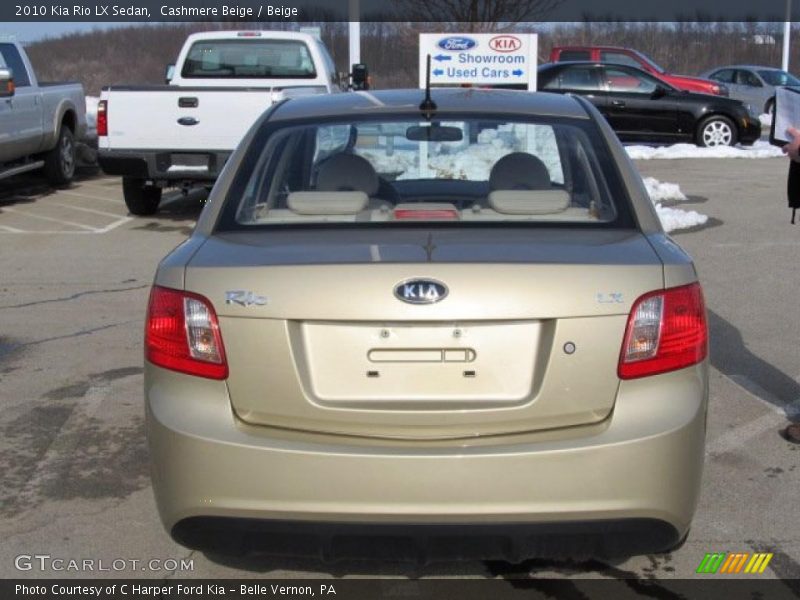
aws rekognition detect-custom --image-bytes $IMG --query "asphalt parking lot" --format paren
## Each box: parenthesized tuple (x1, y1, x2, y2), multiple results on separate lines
(0, 158, 798, 587)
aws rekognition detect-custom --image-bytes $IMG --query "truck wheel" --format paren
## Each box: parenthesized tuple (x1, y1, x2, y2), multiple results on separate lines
(43, 127, 76, 186)
(696, 115, 737, 147)
(123, 178, 162, 216)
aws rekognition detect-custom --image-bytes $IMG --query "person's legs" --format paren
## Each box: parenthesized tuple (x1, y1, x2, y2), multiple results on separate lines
(788, 160, 800, 224)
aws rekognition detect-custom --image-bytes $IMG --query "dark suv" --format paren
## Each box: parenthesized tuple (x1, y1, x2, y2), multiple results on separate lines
(538, 62, 761, 147)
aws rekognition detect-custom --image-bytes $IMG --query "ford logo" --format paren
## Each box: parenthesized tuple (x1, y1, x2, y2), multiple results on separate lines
(437, 37, 477, 52)
(394, 279, 448, 304)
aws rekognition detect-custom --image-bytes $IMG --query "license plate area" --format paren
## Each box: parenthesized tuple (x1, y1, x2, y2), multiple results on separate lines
(298, 321, 540, 408)
(156, 152, 211, 173)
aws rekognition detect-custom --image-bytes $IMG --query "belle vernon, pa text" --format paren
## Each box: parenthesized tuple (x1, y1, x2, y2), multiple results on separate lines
(16, 4, 300, 18)
(16, 583, 338, 596)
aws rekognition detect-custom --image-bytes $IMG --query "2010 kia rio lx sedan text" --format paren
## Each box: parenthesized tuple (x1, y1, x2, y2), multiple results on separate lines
(144, 89, 708, 562)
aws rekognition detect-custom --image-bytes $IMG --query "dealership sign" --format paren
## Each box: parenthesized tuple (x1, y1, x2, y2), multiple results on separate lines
(419, 33, 538, 90)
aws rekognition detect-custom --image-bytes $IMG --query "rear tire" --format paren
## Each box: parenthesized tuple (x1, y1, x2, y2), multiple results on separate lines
(43, 127, 76, 186)
(123, 177, 162, 216)
(765, 98, 775, 116)
(696, 115, 737, 147)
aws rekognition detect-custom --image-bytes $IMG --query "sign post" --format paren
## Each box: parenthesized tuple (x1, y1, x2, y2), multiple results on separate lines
(419, 33, 538, 90)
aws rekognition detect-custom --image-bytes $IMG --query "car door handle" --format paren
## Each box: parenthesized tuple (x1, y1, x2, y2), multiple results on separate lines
(177, 117, 199, 126)
(611, 100, 626, 107)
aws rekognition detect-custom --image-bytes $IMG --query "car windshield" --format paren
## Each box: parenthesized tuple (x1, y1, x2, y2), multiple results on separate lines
(632, 50, 666, 74)
(757, 69, 800, 86)
(181, 39, 316, 79)
(220, 116, 630, 229)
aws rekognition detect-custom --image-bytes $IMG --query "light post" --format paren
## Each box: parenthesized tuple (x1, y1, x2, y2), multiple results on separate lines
(783, 0, 791, 72)
(349, 0, 360, 69)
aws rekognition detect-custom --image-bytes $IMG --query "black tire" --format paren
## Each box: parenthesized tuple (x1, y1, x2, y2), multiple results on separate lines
(765, 97, 775, 116)
(696, 115, 738, 147)
(43, 126, 76, 186)
(122, 177, 162, 216)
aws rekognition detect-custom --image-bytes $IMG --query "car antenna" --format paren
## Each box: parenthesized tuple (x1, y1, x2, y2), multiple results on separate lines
(419, 54, 437, 119)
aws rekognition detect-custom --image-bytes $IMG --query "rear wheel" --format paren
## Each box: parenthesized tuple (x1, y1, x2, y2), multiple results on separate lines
(123, 177, 162, 215)
(43, 127, 75, 186)
(764, 97, 775, 116)
(696, 115, 737, 147)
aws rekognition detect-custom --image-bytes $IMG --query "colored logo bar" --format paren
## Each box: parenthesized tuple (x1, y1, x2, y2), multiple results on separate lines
(696, 552, 773, 574)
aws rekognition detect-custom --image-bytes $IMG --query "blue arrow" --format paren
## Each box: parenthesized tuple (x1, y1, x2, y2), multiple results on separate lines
(433, 54, 451, 62)
(432, 69, 444, 76)
(512, 69, 524, 76)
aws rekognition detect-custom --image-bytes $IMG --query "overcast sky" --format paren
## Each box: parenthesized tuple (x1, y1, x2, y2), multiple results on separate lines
(1, 22, 149, 44)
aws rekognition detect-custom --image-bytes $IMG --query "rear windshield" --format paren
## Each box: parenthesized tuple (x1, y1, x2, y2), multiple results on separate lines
(181, 39, 316, 79)
(631, 50, 665, 74)
(218, 115, 633, 230)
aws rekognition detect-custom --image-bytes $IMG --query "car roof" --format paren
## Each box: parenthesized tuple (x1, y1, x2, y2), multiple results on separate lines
(184, 30, 318, 43)
(554, 45, 629, 51)
(540, 61, 646, 73)
(708, 65, 781, 71)
(270, 88, 591, 122)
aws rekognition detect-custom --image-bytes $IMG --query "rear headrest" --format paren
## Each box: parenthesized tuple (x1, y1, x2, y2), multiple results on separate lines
(287, 191, 368, 215)
(489, 190, 570, 215)
(489, 152, 551, 191)
(316, 154, 379, 197)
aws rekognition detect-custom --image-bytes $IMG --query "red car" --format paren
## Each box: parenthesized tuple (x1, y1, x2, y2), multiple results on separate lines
(550, 46, 729, 96)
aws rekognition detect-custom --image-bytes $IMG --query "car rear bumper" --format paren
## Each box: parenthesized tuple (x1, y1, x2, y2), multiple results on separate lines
(146, 362, 708, 559)
(98, 149, 230, 181)
(739, 119, 762, 145)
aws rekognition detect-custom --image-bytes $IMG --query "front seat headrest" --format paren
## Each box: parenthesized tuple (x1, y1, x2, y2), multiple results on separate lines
(316, 154, 379, 197)
(489, 152, 551, 191)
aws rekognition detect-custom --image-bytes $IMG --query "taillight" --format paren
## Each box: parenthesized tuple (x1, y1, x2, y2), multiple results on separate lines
(96, 100, 107, 137)
(618, 282, 707, 380)
(145, 286, 228, 380)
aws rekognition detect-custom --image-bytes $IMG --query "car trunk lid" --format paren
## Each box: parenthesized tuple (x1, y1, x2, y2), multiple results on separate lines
(183, 228, 664, 439)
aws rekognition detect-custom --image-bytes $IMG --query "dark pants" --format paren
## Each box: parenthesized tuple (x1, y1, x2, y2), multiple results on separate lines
(788, 160, 800, 209)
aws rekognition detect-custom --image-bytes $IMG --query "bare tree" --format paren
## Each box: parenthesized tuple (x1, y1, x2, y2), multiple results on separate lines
(396, 0, 562, 32)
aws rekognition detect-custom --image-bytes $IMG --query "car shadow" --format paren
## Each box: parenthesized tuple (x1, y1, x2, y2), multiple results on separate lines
(707, 309, 800, 421)
(127, 187, 207, 236)
(199, 548, 651, 580)
(0, 167, 101, 208)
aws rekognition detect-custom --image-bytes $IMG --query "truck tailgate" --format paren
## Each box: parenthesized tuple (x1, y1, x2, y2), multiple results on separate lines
(102, 88, 277, 151)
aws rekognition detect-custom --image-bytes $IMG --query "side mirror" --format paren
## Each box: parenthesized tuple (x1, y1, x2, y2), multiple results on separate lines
(651, 84, 668, 99)
(0, 69, 14, 98)
(164, 64, 175, 84)
(351, 63, 369, 91)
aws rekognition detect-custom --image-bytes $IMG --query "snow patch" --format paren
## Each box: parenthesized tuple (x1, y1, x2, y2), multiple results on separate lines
(626, 140, 782, 160)
(643, 176, 707, 232)
(759, 113, 773, 128)
(643, 176, 687, 203)
(655, 204, 709, 233)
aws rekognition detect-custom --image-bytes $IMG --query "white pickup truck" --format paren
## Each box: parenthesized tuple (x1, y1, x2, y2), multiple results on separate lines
(98, 31, 342, 215)
(0, 40, 87, 185)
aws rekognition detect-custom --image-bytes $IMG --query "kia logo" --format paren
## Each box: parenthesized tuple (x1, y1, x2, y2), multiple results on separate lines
(437, 37, 477, 52)
(489, 35, 522, 52)
(394, 279, 448, 304)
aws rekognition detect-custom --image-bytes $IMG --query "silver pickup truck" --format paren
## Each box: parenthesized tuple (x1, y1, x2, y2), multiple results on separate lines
(0, 40, 87, 185)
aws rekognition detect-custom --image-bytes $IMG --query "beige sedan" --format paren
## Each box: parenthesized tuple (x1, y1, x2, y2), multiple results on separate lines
(144, 89, 708, 562)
